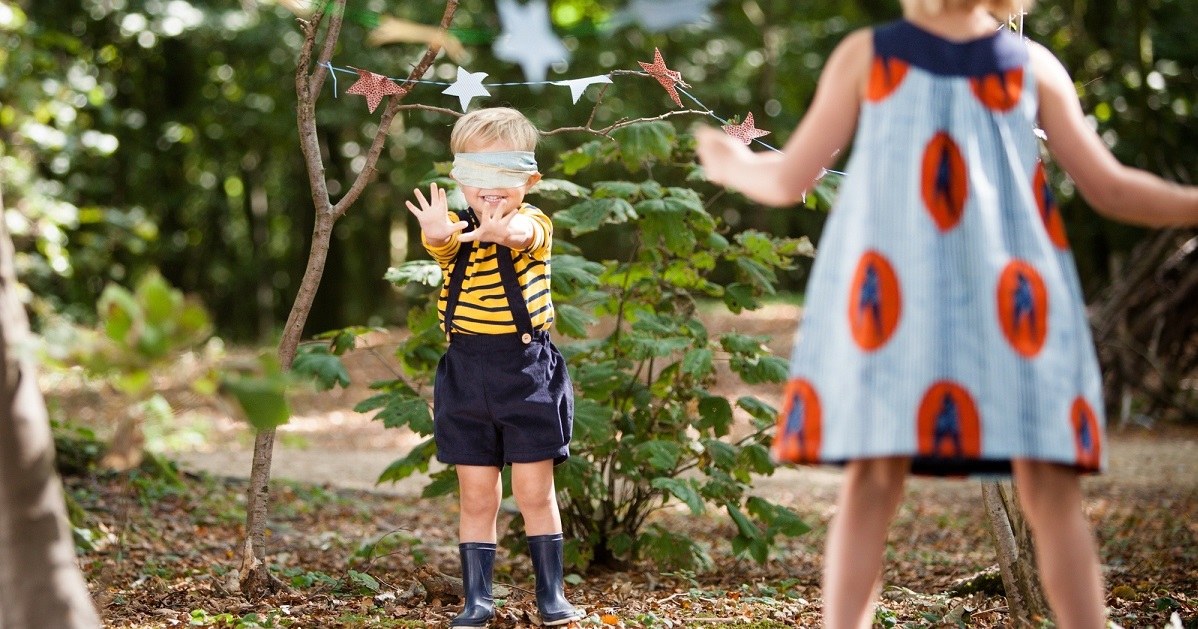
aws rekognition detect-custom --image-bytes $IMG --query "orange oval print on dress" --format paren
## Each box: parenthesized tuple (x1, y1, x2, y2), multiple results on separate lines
(921, 131, 968, 231)
(848, 251, 902, 351)
(996, 260, 1048, 357)
(970, 67, 1024, 112)
(917, 381, 982, 459)
(773, 378, 822, 463)
(1071, 397, 1101, 470)
(867, 56, 909, 102)
(1034, 162, 1069, 249)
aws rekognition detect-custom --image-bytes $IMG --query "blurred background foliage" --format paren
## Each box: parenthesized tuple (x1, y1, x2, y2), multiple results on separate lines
(0, 0, 1194, 342)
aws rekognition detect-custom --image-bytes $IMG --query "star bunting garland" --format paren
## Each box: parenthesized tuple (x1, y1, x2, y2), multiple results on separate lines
(344, 67, 403, 113)
(638, 47, 686, 107)
(337, 49, 778, 150)
(722, 113, 771, 145)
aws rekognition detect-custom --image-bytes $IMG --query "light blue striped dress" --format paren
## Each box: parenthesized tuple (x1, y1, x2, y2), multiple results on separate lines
(772, 20, 1106, 475)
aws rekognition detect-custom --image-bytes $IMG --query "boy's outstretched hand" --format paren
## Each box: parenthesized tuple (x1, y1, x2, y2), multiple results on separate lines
(458, 205, 533, 249)
(406, 183, 467, 246)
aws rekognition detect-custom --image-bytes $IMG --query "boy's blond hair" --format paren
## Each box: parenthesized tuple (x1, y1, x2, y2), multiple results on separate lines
(900, 0, 1034, 16)
(450, 107, 540, 153)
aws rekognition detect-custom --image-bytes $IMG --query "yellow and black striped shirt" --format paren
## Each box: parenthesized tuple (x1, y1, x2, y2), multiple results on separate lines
(424, 204, 555, 335)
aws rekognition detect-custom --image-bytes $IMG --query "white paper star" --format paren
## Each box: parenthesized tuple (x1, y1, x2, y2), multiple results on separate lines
(551, 75, 613, 104)
(620, 0, 717, 32)
(442, 66, 490, 112)
(492, 0, 569, 84)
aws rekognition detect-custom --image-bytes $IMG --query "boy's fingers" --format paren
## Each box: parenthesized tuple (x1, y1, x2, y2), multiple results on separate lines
(405, 200, 420, 214)
(414, 188, 429, 207)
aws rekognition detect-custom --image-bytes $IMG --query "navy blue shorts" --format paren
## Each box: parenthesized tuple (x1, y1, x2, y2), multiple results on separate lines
(433, 330, 573, 467)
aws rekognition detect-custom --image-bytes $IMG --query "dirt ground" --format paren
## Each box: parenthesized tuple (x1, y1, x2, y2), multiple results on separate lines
(46, 303, 1198, 628)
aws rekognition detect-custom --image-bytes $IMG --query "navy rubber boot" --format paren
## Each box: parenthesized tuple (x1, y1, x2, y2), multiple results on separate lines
(527, 533, 584, 626)
(451, 542, 496, 628)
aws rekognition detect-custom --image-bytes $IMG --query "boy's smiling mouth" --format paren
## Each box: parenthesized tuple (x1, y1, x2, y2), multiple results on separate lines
(481, 194, 505, 204)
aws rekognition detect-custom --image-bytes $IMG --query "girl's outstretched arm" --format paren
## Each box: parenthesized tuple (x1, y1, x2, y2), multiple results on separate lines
(696, 28, 871, 207)
(1033, 43, 1198, 227)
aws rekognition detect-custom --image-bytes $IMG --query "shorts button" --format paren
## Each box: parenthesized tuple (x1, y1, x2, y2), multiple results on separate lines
(521, 333, 532, 344)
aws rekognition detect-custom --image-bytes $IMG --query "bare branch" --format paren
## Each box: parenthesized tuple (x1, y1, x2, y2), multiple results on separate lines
(309, 0, 347, 100)
(542, 109, 711, 138)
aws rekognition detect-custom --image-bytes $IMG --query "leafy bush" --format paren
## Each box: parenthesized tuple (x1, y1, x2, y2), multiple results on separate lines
(363, 122, 828, 571)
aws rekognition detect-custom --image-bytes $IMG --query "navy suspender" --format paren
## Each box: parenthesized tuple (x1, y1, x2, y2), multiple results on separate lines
(442, 209, 536, 344)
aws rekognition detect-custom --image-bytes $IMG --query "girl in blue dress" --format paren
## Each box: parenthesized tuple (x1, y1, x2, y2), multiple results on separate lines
(697, 0, 1198, 627)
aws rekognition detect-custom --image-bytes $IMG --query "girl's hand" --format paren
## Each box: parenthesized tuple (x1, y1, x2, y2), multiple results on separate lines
(406, 183, 467, 246)
(695, 126, 751, 190)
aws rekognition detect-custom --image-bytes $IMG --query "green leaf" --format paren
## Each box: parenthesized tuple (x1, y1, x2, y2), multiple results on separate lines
(529, 177, 590, 200)
(378, 438, 436, 484)
(592, 180, 640, 200)
(222, 372, 291, 431)
(722, 282, 759, 313)
(634, 440, 681, 471)
(681, 348, 713, 377)
(725, 503, 761, 540)
(611, 122, 675, 170)
(385, 261, 443, 288)
(136, 272, 180, 326)
(573, 397, 615, 444)
(738, 396, 778, 425)
(558, 140, 602, 176)
(291, 344, 351, 391)
(696, 394, 732, 436)
(704, 439, 738, 470)
(374, 396, 434, 434)
(554, 303, 598, 338)
(421, 471, 459, 498)
(651, 477, 705, 515)
(554, 197, 638, 236)
(735, 256, 779, 294)
(551, 255, 604, 293)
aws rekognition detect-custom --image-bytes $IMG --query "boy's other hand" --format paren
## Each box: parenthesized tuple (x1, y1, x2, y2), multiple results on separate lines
(406, 183, 467, 246)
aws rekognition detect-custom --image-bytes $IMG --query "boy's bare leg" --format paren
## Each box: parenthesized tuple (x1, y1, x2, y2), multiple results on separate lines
(823, 457, 909, 629)
(1012, 459, 1106, 629)
(456, 465, 502, 542)
(511, 460, 562, 536)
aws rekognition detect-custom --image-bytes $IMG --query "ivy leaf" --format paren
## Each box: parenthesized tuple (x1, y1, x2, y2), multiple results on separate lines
(735, 256, 779, 294)
(221, 370, 291, 431)
(551, 255, 604, 293)
(559, 140, 602, 176)
(704, 439, 738, 470)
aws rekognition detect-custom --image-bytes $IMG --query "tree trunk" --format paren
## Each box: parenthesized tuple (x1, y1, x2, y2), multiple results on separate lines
(0, 184, 101, 628)
(981, 481, 1049, 627)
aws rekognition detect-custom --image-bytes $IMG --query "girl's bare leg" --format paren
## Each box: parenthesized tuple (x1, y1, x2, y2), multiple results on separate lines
(1012, 459, 1106, 629)
(823, 457, 910, 629)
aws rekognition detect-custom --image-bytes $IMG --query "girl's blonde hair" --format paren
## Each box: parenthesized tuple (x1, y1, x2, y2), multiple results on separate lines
(899, 0, 1034, 16)
(450, 107, 540, 153)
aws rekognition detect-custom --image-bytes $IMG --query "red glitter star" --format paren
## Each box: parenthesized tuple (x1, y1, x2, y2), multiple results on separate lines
(722, 112, 771, 145)
(345, 67, 403, 113)
(638, 47, 686, 107)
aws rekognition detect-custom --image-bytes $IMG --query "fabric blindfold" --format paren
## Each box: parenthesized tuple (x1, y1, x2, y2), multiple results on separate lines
(452, 151, 539, 188)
